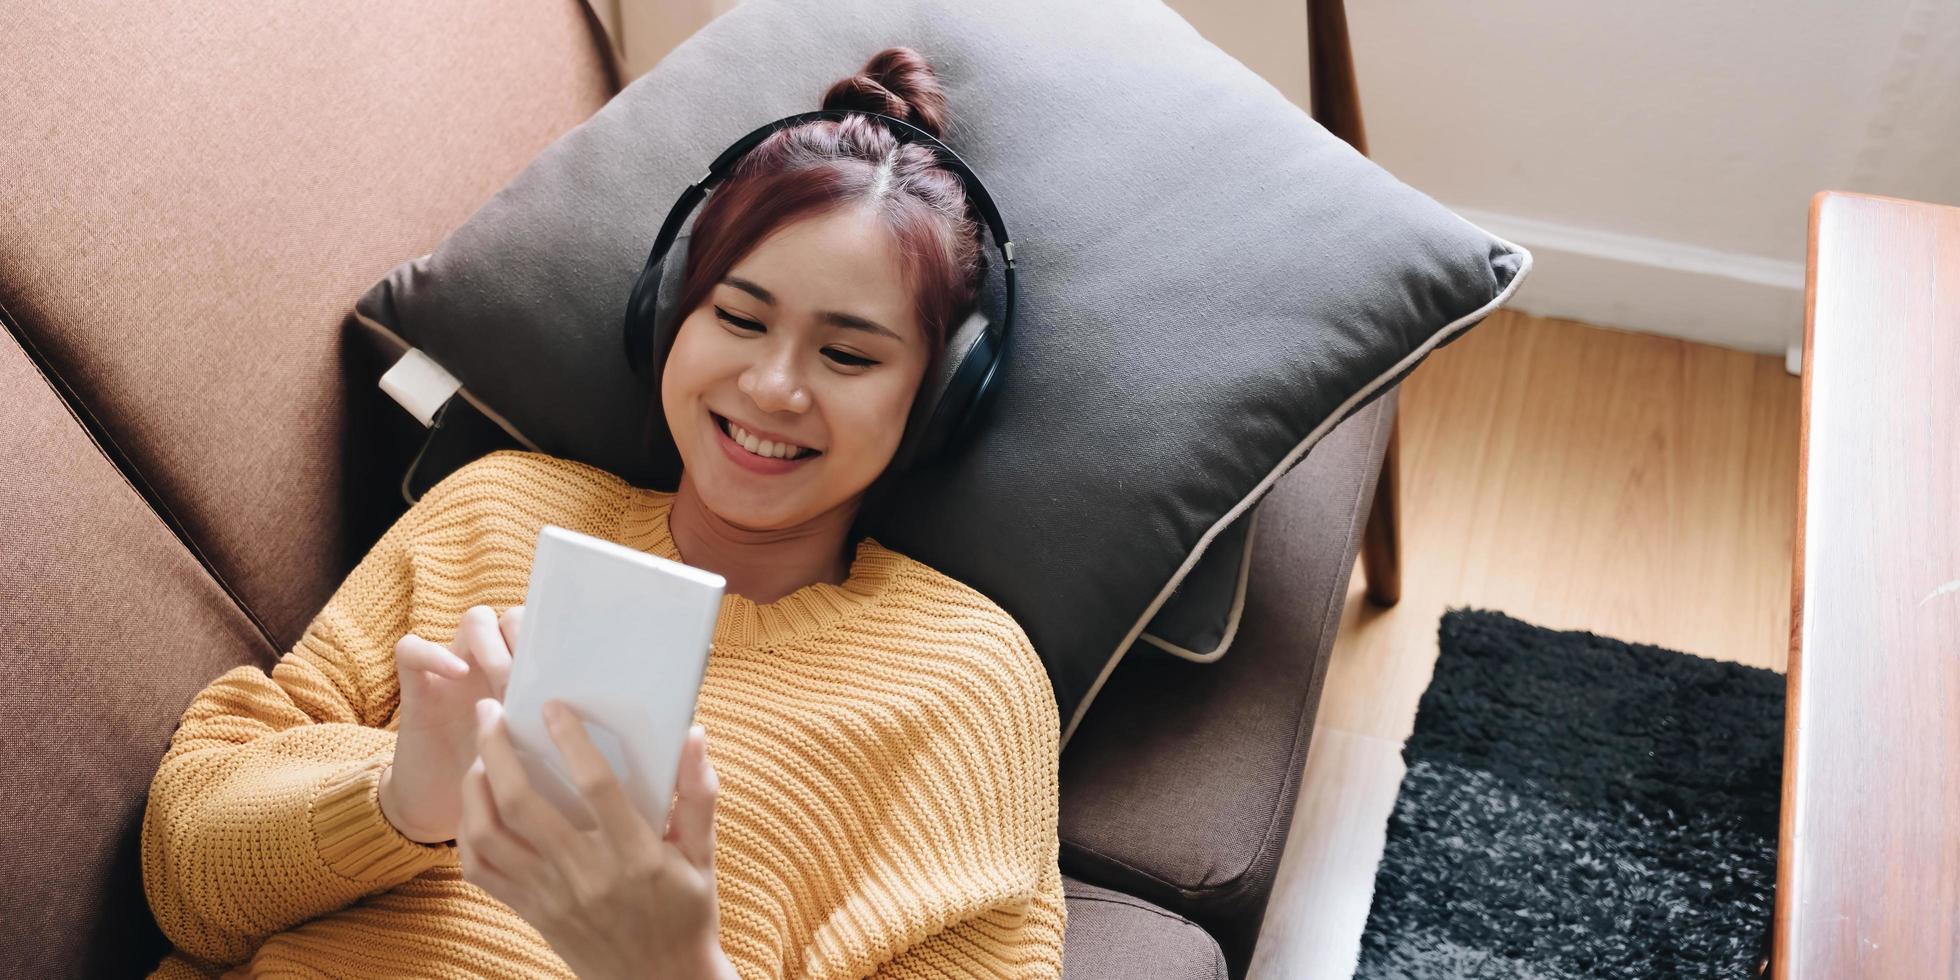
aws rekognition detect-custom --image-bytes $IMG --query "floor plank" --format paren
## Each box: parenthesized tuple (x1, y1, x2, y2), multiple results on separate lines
(1254, 310, 1801, 978)
(1247, 728, 1405, 980)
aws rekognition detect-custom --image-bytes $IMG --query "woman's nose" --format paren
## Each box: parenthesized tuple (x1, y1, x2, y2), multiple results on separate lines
(739, 347, 811, 414)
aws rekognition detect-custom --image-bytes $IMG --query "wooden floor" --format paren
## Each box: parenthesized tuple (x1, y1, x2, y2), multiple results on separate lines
(1247, 310, 1802, 980)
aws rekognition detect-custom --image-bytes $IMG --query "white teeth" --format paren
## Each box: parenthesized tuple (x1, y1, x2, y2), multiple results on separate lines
(726, 419, 811, 460)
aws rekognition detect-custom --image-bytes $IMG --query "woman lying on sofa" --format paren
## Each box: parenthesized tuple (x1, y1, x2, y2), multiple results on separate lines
(139, 47, 1065, 980)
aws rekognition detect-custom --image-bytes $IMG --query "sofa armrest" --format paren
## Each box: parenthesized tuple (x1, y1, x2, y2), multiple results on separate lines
(1058, 386, 1398, 978)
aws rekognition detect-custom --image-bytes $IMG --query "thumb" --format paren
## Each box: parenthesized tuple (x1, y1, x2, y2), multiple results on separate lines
(665, 724, 719, 873)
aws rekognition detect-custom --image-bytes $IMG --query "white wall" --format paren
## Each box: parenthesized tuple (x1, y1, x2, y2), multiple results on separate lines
(1169, 0, 1960, 355)
(607, 0, 1960, 354)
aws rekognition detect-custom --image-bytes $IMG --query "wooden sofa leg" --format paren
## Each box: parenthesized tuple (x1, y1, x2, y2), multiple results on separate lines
(1361, 409, 1402, 606)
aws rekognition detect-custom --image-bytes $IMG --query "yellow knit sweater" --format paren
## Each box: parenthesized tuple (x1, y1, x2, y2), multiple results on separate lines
(141, 450, 1065, 979)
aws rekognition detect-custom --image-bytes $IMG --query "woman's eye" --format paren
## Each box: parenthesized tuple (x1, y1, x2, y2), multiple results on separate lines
(715, 307, 879, 368)
(715, 307, 762, 332)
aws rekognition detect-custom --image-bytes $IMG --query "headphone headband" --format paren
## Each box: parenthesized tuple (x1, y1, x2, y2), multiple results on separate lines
(704, 110, 1015, 265)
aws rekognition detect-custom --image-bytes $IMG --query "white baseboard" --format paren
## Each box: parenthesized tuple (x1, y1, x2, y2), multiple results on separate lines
(1450, 206, 1806, 357)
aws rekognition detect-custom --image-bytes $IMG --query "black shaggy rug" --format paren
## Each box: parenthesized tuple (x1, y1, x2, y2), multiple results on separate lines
(1355, 609, 1784, 979)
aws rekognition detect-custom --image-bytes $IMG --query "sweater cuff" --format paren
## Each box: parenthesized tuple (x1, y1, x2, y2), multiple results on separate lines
(312, 755, 458, 885)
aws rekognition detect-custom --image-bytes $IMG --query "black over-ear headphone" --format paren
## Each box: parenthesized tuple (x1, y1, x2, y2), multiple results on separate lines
(622, 109, 1018, 478)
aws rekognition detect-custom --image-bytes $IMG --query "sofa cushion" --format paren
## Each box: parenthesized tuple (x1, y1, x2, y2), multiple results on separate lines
(1059, 388, 1396, 977)
(0, 0, 616, 649)
(0, 334, 278, 979)
(1061, 876, 1227, 980)
(354, 0, 1527, 745)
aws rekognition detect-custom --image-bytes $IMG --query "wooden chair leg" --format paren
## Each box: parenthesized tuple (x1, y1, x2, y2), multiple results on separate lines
(1307, 0, 1369, 156)
(1361, 407, 1401, 606)
(1310, 0, 1393, 603)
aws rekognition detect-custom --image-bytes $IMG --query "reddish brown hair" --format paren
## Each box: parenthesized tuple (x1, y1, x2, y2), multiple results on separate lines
(662, 46, 986, 383)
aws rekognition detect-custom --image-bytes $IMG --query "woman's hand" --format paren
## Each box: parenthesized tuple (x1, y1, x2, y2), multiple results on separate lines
(460, 697, 734, 980)
(380, 604, 522, 844)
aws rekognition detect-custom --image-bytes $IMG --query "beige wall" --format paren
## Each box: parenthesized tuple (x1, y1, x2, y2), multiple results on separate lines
(595, 0, 739, 81)
(1157, 0, 1960, 356)
(599, 0, 1313, 104)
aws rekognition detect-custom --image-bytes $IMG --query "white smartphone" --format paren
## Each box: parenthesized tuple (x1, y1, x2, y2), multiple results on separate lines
(502, 524, 725, 832)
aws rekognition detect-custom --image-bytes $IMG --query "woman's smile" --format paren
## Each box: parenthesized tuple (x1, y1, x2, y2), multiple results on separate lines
(710, 410, 822, 476)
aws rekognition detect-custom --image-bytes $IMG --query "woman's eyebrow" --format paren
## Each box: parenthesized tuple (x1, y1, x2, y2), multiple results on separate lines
(722, 276, 777, 305)
(721, 275, 902, 342)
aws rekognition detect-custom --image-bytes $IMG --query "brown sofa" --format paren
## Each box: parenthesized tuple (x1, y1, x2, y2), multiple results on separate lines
(0, 2, 1393, 977)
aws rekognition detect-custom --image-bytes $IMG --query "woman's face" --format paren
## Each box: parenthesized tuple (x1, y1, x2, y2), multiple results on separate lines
(661, 206, 930, 530)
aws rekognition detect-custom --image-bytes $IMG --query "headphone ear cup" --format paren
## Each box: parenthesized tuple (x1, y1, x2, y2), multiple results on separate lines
(893, 307, 996, 473)
(643, 233, 693, 388)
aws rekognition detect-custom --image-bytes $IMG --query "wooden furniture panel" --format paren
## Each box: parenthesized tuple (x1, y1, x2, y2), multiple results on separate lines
(1776, 191, 1960, 978)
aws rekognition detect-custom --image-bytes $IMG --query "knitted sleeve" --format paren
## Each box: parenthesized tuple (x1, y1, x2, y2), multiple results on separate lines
(139, 467, 474, 968)
(868, 863, 1069, 979)
(865, 620, 1069, 980)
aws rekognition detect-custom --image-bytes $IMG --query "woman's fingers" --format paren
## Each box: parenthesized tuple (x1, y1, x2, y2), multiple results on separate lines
(543, 700, 654, 854)
(456, 605, 515, 700)
(459, 757, 543, 914)
(665, 724, 719, 873)
(474, 698, 581, 851)
(456, 836, 524, 913)
(396, 633, 470, 680)
(394, 634, 469, 729)
(498, 606, 525, 659)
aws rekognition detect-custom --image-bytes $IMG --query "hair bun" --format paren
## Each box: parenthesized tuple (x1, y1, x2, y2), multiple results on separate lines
(821, 46, 950, 140)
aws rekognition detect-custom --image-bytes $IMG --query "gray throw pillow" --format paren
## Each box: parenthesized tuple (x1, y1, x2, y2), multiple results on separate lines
(352, 0, 1529, 744)
(1136, 505, 1260, 663)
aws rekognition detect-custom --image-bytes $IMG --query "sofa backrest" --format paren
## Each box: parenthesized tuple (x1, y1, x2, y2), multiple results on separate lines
(0, 3, 616, 975)
(1, 0, 618, 649)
